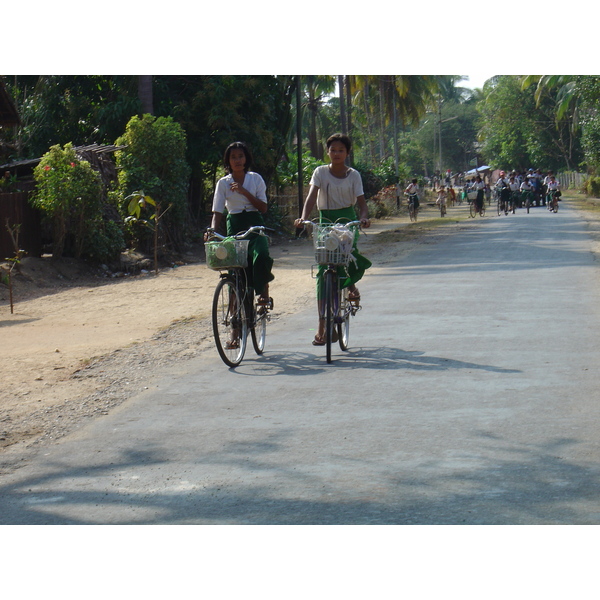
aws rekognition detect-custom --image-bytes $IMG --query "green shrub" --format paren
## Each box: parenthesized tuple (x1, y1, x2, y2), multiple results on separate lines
(584, 176, 600, 197)
(115, 114, 191, 252)
(32, 143, 104, 259)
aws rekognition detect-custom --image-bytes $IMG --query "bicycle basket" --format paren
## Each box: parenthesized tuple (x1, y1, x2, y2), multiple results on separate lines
(313, 223, 356, 266)
(205, 238, 249, 270)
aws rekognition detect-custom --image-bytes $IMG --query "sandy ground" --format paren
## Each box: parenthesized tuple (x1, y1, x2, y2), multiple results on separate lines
(1, 197, 594, 470)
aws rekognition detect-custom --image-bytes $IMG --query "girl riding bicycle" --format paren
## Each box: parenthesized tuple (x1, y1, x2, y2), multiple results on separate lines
(294, 133, 371, 346)
(208, 141, 274, 307)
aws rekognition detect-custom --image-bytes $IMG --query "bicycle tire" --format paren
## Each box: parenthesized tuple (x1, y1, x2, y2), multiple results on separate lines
(212, 277, 247, 367)
(470, 202, 476, 218)
(338, 288, 350, 351)
(251, 300, 268, 354)
(324, 270, 336, 363)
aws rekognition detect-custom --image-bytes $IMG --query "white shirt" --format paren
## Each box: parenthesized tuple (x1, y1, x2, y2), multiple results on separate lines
(212, 171, 267, 214)
(547, 179, 560, 191)
(310, 165, 364, 210)
(405, 183, 419, 196)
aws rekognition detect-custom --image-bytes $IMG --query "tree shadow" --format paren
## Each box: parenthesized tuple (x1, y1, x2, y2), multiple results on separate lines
(0, 432, 597, 525)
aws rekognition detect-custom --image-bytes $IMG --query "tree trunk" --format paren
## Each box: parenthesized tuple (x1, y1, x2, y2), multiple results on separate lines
(138, 76, 153, 115)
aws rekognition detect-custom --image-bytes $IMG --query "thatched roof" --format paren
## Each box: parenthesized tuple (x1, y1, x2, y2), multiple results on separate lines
(0, 79, 20, 126)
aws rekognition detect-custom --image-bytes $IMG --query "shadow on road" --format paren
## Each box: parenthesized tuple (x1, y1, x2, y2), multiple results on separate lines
(229, 346, 521, 377)
(0, 433, 597, 525)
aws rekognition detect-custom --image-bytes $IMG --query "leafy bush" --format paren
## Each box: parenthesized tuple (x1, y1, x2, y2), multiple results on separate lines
(85, 219, 126, 264)
(275, 150, 326, 188)
(32, 143, 108, 259)
(115, 114, 191, 251)
(584, 176, 600, 198)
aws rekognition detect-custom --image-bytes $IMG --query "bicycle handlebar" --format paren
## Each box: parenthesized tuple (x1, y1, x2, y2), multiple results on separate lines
(298, 219, 363, 229)
(206, 225, 274, 241)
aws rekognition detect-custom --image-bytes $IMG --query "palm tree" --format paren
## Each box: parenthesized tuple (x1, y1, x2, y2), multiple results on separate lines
(351, 75, 439, 172)
(302, 76, 336, 159)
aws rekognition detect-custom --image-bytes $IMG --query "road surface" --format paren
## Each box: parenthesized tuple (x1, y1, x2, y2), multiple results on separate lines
(1, 202, 600, 524)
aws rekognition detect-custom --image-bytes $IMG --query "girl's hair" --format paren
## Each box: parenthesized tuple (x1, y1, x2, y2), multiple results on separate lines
(326, 133, 352, 153)
(223, 141, 253, 173)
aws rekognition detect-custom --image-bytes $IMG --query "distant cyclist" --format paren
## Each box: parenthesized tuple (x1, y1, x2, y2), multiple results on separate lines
(508, 175, 520, 211)
(473, 175, 486, 214)
(404, 179, 420, 211)
(546, 175, 561, 209)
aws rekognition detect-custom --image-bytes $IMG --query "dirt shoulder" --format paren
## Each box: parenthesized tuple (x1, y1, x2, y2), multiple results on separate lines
(1, 196, 594, 472)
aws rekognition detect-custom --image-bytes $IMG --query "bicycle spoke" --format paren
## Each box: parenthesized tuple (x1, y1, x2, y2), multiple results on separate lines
(212, 278, 247, 367)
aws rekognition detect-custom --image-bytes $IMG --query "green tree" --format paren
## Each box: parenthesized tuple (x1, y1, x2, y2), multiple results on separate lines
(576, 76, 600, 171)
(32, 142, 113, 260)
(115, 114, 191, 251)
(9, 76, 141, 158)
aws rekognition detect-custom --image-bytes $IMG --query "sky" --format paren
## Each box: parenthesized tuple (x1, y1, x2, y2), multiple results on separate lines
(462, 75, 496, 90)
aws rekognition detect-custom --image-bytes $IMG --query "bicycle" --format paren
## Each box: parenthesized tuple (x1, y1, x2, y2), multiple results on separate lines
(469, 197, 486, 218)
(497, 191, 509, 216)
(522, 190, 534, 213)
(547, 190, 560, 213)
(301, 219, 363, 363)
(407, 194, 419, 222)
(205, 225, 273, 367)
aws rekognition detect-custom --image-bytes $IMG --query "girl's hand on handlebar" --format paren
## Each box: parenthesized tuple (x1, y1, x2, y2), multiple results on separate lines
(360, 218, 371, 228)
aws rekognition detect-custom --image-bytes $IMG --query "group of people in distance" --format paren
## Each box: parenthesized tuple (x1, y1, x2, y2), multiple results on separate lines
(494, 169, 561, 209)
(207, 134, 371, 348)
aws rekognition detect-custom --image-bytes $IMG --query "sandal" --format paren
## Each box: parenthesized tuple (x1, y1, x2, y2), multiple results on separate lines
(225, 339, 240, 350)
(312, 329, 338, 346)
(348, 290, 361, 301)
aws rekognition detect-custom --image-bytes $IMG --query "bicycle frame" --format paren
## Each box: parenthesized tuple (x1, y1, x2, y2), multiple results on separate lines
(206, 225, 272, 367)
(303, 219, 362, 363)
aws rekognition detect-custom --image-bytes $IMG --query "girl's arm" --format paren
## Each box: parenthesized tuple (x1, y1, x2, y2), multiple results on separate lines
(356, 195, 371, 228)
(210, 211, 223, 231)
(294, 184, 319, 225)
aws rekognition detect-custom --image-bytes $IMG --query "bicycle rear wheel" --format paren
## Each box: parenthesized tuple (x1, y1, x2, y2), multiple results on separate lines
(251, 300, 268, 354)
(212, 277, 247, 367)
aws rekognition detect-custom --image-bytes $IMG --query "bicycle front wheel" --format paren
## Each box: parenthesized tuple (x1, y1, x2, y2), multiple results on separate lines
(212, 277, 247, 367)
(324, 270, 337, 364)
(469, 202, 476, 218)
(338, 288, 351, 351)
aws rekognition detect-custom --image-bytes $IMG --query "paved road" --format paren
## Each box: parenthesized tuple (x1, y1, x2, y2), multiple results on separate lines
(2, 203, 600, 524)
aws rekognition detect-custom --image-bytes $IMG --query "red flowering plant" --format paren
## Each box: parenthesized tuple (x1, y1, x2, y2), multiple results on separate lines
(32, 142, 103, 259)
